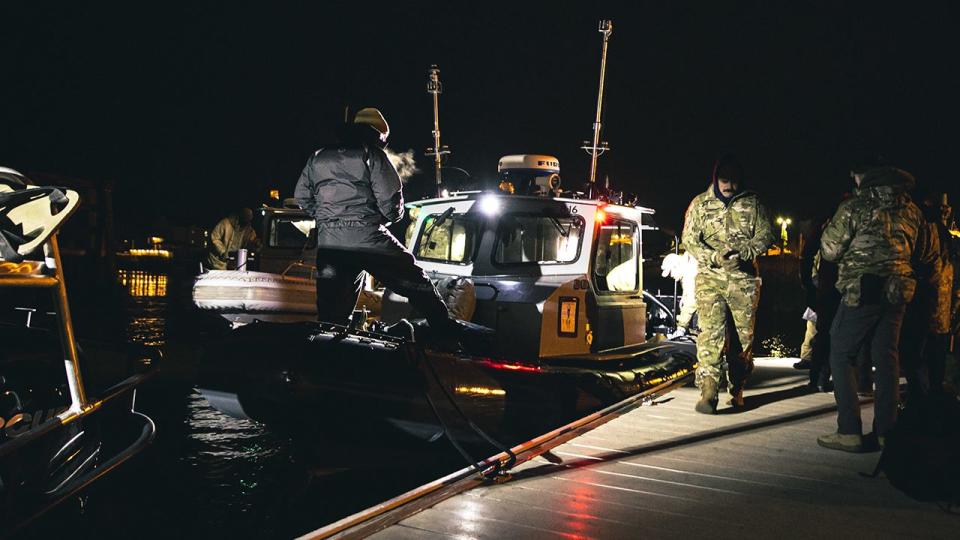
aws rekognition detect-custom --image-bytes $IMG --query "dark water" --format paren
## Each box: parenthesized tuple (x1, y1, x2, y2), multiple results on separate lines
(20, 268, 458, 539)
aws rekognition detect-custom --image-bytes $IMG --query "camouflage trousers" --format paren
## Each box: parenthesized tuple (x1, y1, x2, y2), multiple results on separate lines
(694, 271, 761, 392)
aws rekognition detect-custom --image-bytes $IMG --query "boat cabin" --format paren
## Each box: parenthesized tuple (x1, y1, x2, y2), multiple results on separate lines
(406, 191, 656, 359)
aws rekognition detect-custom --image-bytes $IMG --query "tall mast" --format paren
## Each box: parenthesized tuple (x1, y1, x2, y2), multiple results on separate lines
(426, 65, 449, 197)
(582, 20, 613, 192)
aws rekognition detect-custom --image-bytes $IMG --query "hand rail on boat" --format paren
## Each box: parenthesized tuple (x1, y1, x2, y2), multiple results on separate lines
(297, 370, 694, 540)
(0, 364, 157, 460)
(281, 260, 317, 280)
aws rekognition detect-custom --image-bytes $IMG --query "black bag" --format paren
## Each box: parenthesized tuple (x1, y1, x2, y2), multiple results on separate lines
(873, 393, 960, 508)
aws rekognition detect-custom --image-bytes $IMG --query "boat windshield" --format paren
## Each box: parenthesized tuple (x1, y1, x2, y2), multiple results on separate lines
(415, 213, 478, 264)
(494, 214, 584, 265)
(594, 219, 639, 292)
(269, 216, 317, 249)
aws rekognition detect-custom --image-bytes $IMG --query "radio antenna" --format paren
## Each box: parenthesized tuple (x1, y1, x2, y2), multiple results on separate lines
(425, 65, 450, 197)
(581, 20, 613, 193)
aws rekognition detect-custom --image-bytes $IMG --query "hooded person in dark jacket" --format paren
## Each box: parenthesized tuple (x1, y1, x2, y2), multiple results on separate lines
(817, 165, 937, 452)
(294, 108, 452, 331)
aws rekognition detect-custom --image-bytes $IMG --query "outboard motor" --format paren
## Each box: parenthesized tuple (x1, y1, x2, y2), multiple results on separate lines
(497, 155, 561, 197)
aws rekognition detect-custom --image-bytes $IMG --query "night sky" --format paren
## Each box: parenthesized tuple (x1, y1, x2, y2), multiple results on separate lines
(3, 2, 958, 234)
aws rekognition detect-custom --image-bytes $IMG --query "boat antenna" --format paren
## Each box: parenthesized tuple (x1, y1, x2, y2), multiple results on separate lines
(425, 65, 450, 197)
(581, 20, 613, 196)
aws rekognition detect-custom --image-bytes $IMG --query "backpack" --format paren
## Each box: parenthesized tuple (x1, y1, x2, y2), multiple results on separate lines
(872, 393, 960, 509)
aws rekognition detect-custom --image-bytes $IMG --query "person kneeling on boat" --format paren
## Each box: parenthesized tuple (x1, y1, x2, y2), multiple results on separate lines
(294, 108, 456, 337)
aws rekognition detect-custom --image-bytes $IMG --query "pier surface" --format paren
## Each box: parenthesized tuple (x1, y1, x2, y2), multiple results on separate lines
(368, 359, 956, 540)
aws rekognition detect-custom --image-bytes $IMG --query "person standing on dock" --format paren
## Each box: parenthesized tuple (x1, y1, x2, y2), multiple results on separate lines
(817, 165, 935, 452)
(682, 155, 775, 414)
(294, 108, 454, 333)
(205, 208, 261, 270)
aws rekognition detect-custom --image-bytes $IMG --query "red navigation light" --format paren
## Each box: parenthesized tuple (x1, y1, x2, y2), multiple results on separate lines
(477, 358, 542, 373)
(594, 208, 607, 223)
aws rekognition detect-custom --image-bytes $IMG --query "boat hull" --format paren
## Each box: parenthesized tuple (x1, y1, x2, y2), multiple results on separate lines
(197, 321, 696, 463)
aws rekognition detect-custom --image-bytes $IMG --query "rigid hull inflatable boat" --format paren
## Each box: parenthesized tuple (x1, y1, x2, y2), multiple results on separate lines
(199, 156, 696, 460)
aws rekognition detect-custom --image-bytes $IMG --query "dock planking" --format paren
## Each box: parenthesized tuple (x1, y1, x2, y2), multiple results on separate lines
(370, 358, 957, 539)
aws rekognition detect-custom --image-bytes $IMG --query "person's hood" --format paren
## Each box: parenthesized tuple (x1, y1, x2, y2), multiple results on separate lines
(711, 154, 746, 205)
(859, 166, 915, 191)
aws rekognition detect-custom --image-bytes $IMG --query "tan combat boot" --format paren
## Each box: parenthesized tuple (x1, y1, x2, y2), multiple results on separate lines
(728, 385, 745, 408)
(695, 378, 719, 414)
(816, 432, 863, 453)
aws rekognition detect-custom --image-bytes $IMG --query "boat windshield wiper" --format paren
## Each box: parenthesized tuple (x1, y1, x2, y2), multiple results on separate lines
(424, 206, 455, 238)
(550, 217, 570, 237)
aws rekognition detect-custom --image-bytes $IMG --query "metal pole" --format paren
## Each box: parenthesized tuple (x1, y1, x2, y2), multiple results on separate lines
(588, 20, 613, 186)
(49, 234, 87, 411)
(426, 65, 448, 197)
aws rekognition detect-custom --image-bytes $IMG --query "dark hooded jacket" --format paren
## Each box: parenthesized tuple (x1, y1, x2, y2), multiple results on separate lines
(820, 167, 936, 306)
(294, 129, 403, 231)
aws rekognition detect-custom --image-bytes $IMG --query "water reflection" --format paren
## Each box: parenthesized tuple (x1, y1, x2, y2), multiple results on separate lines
(117, 269, 168, 297)
(118, 270, 169, 346)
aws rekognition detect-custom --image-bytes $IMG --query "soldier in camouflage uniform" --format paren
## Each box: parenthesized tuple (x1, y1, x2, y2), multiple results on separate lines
(817, 166, 936, 452)
(682, 155, 774, 413)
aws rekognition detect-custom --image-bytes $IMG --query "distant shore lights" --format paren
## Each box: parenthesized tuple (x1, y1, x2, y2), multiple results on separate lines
(776, 216, 792, 248)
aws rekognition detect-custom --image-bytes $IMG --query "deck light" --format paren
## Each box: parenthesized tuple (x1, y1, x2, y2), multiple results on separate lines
(479, 194, 501, 216)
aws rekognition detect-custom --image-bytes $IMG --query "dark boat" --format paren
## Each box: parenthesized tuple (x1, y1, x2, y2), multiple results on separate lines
(198, 167, 696, 462)
(0, 167, 156, 535)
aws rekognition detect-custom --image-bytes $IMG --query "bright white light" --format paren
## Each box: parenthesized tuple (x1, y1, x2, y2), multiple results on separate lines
(440, 188, 450, 198)
(479, 194, 501, 216)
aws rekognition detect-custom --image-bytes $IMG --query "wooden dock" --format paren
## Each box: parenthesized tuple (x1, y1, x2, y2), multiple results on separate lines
(312, 359, 958, 539)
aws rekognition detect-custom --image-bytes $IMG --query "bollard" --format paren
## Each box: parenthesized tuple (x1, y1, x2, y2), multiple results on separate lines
(236, 248, 248, 271)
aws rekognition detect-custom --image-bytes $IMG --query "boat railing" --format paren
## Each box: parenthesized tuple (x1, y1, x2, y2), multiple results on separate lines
(281, 260, 317, 280)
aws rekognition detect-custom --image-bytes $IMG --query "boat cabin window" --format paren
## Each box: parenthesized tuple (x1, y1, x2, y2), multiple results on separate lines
(594, 219, 639, 292)
(416, 214, 478, 264)
(269, 216, 316, 249)
(494, 215, 584, 265)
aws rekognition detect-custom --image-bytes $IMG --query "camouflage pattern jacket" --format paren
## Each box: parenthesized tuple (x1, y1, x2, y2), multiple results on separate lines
(682, 186, 774, 279)
(820, 167, 936, 307)
(928, 221, 956, 333)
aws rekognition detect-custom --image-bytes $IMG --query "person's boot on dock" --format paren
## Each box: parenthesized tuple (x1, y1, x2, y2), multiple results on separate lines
(695, 377, 719, 414)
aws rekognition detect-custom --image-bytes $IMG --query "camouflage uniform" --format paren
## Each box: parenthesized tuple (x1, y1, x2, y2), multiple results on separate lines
(682, 185, 774, 392)
(820, 166, 935, 437)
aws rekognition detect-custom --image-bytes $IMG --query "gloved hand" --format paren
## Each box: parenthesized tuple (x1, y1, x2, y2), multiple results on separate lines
(728, 241, 756, 261)
(719, 250, 741, 271)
